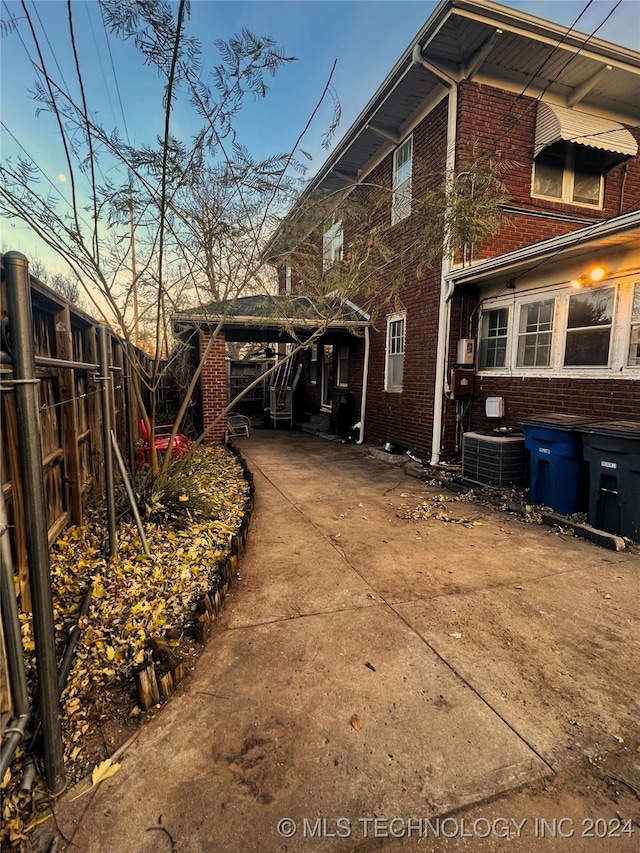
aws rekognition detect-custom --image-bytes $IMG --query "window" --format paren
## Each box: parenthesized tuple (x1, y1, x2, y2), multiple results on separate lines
(533, 142, 603, 207)
(337, 345, 349, 387)
(309, 344, 318, 383)
(322, 219, 343, 270)
(385, 315, 405, 391)
(564, 288, 614, 366)
(517, 299, 555, 367)
(392, 137, 413, 224)
(285, 265, 292, 294)
(479, 307, 509, 368)
(628, 284, 640, 366)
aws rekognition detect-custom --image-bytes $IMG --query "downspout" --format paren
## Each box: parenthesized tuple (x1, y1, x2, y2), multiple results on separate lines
(411, 46, 459, 466)
(356, 326, 370, 445)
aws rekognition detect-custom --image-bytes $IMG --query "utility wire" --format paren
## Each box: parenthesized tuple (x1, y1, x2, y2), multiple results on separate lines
(509, 0, 594, 108)
(99, 2, 130, 146)
(493, 0, 624, 151)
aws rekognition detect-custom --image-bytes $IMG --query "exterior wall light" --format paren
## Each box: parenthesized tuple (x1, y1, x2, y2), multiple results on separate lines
(570, 266, 607, 288)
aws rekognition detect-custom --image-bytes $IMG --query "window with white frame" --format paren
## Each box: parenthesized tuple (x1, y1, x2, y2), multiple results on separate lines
(564, 288, 614, 366)
(532, 142, 603, 208)
(516, 299, 555, 367)
(309, 344, 318, 383)
(475, 279, 640, 376)
(337, 344, 349, 387)
(385, 314, 405, 391)
(392, 137, 413, 224)
(479, 307, 509, 369)
(628, 283, 640, 366)
(322, 219, 343, 270)
(285, 265, 292, 294)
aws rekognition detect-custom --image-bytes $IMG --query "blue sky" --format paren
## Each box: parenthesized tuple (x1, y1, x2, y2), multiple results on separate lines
(1, 0, 639, 274)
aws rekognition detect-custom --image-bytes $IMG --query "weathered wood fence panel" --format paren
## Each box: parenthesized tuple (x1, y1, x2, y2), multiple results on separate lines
(1, 261, 151, 614)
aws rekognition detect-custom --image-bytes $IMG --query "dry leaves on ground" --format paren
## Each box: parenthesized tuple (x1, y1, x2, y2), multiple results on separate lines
(2, 446, 250, 849)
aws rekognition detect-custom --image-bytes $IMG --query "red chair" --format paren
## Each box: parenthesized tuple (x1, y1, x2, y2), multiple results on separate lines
(135, 420, 188, 469)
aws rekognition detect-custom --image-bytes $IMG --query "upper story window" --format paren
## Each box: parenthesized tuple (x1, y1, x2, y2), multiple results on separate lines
(322, 219, 343, 271)
(479, 307, 509, 369)
(532, 142, 603, 208)
(531, 102, 638, 210)
(285, 265, 292, 294)
(392, 136, 413, 224)
(385, 314, 405, 391)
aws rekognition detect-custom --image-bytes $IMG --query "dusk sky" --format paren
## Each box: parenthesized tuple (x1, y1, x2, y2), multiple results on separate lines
(1, 0, 639, 276)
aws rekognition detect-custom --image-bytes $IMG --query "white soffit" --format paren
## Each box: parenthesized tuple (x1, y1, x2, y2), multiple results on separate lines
(534, 102, 638, 159)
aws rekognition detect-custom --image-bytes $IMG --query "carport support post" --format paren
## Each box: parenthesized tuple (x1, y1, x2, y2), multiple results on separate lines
(3, 252, 66, 794)
(97, 326, 118, 557)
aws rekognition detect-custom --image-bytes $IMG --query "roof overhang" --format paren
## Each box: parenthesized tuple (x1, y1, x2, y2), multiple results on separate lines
(445, 209, 640, 289)
(534, 102, 638, 165)
(293, 0, 640, 202)
(172, 295, 370, 344)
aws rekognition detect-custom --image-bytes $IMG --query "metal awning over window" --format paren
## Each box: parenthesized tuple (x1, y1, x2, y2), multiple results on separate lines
(534, 102, 638, 166)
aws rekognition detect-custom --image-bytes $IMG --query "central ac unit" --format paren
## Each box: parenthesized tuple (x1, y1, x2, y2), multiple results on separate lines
(462, 431, 527, 488)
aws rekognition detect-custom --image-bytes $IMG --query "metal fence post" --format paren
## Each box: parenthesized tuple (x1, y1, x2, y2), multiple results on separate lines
(97, 326, 118, 557)
(3, 252, 66, 794)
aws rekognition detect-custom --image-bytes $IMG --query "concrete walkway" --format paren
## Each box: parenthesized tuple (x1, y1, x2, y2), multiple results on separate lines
(49, 432, 639, 852)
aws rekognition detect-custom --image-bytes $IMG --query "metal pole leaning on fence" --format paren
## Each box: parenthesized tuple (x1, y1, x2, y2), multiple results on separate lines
(3, 252, 66, 794)
(110, 430, 150, 556)
(97, 325, 118, 557)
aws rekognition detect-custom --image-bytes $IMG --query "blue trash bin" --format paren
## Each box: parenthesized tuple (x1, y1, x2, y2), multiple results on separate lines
(520, 414, 596, 516)
(577, 420, 640, 541)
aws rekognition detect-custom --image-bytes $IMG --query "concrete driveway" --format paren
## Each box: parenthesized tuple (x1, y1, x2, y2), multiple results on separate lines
(47, 432, 639, 852)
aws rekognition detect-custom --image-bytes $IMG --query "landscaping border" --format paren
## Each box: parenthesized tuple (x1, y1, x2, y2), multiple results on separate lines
(133, 450, 255, 710)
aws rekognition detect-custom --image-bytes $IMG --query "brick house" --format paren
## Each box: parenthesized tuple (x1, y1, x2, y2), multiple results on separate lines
(183, 0, 639, 458)
(270, 0, 640, 463)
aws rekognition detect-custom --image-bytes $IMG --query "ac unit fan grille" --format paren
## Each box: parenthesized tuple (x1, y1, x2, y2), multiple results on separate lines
(462, 432, 527, 488)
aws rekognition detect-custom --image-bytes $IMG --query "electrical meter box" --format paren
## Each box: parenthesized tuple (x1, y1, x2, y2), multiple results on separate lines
(450, 368, 475, 399)
(457, 339, 475, 365)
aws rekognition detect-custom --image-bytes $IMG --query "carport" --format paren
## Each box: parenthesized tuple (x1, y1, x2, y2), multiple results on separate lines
(172, 295, 370, 442)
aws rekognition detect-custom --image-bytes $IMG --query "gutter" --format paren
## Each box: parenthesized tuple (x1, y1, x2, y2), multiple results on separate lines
(410, 50, 458, 466)
(356, 326, 370, 445)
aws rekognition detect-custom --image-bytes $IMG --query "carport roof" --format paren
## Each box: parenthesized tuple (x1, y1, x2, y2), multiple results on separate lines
(172, 295, 370, 343)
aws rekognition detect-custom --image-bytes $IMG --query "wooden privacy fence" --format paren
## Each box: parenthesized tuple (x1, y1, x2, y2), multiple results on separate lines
(1, 257, 150, 614)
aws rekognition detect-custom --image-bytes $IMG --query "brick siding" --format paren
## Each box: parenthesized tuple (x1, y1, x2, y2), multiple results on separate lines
(199, 332, 227, 444)
(269, 81, 640, 460)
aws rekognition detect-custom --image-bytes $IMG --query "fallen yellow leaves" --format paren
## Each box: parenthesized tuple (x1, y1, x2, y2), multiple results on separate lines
(397, 492, 483, 527)
(1, 446, 250, 849)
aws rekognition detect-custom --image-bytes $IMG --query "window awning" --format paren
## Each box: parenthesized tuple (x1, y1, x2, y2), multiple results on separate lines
(534, 102, 638, 164)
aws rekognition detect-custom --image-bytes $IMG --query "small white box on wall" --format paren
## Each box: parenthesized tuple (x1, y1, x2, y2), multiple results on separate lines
(485, 396, 505, 418)
(456, 338, 475, 365)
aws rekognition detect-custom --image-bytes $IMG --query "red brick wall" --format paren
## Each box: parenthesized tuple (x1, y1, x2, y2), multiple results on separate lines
(269, 80, 640, 460)
(363, 98, 450, 458)
(471, 376, 640, 432)
(199, 332, 227, 444)
(457, 81, 640, 259)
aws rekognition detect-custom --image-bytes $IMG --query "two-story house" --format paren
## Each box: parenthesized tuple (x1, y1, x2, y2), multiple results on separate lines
(271, 0, 640, 463)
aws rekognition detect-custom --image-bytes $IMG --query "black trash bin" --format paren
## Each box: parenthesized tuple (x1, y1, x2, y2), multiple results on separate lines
(520, 414, 596, 515)
(576, 420, 640, 541)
